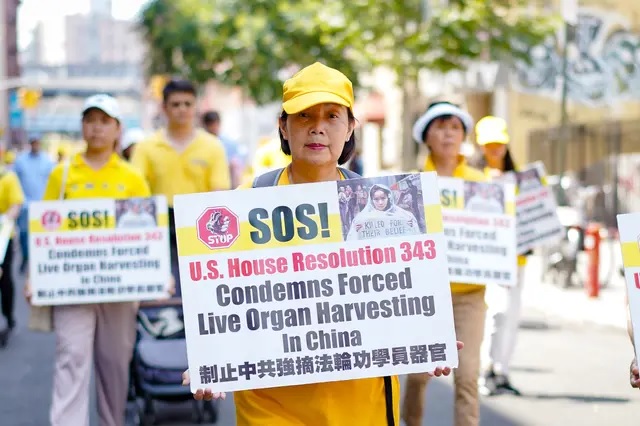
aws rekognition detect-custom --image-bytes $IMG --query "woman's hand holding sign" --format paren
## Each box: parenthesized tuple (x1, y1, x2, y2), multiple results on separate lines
(630, 358, 640, 388)
(24, 278, 32, 304)
(182, 370, 227, 401)
(182, 341, 465, 399)
(427, 340, 463, 377)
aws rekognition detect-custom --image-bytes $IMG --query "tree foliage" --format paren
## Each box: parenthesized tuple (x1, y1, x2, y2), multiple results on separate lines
(139, 0, 559, 103)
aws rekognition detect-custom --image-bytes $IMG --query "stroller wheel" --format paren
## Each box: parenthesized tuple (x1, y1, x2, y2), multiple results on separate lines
(192, 399, 204, 423)
(125, 401, 140, 426)
(140, 397, 155, 426)
(204, 400, 218, 423)
(141, 412, 155, 426)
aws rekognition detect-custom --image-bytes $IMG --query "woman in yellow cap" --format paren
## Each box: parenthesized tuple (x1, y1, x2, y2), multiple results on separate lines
(183, 63, 461, 426)
(403, 101, 486, 426)
(25, 94, 156, 426)
(472, 115, 525, 397)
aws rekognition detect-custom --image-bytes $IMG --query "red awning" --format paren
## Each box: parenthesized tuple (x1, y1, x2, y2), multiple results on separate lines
(354, 91, 385, 125)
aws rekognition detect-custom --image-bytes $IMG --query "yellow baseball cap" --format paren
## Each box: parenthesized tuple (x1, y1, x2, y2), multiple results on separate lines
(475, 115, 510, 145)
(282, 62, 355, 114)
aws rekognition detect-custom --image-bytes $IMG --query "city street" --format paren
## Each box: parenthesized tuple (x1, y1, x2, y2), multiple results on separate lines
(3, 1, 640, 426)
(1, 261, 638, 426)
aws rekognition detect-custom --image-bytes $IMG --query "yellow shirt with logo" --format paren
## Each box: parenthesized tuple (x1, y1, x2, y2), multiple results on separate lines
(43, 153, 150, 201)
(0, 169, 25, 215)
(235, 168, 400, 426)
(131, 130, 231, 206)
(424, 155, 486, 294)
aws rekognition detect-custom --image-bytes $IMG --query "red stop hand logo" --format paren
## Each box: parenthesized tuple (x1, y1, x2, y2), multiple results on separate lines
(196, 207, 240, 250)
(40, 210, 62, 231)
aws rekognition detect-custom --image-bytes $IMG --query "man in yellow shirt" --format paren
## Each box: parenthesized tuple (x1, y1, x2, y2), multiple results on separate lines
(0, 162, 24, 347)
(131, 79, 231, 297)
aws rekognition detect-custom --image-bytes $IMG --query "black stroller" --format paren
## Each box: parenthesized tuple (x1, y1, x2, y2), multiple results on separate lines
(126, 299, 218, 425)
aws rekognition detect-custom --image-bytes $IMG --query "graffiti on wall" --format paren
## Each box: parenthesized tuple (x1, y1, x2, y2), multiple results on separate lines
(513, 8, 640, 106)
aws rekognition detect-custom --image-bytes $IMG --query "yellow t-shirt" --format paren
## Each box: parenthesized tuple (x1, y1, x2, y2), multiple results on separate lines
(0, 169, 25, 214)
(131, 129, 231, 206)
(252, 139, 291, 175)
(424, 155, 486, 294)
(43, 153, 150, 201)
(235, 168, 400, 426)
(482, 166, 527, 267)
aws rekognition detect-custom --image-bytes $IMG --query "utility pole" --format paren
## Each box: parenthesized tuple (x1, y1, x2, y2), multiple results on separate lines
(558, 0, 578, 178)
(0, 0, 8, 146)
(557, 22, 570, 176)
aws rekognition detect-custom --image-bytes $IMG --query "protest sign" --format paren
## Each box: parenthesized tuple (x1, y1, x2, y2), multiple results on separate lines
(617, 213, 640, 357)
(174, 172, 458, 393)
(438, 177, 518, 287)
(503, 162, 564, 254)
(28, 196, 171, 306)
(0, 216, 14, 262)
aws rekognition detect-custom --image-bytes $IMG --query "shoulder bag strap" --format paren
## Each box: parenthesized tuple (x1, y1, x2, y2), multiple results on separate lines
(338, 167, 361, 180)
(384, 376, 395, 426)
(252, 168, 286, 188)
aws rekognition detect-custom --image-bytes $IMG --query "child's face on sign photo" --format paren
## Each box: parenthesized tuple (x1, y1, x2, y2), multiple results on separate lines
(372, 190, 389, 211)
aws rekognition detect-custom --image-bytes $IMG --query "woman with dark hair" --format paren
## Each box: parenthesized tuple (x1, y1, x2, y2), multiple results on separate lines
(473, 116, 527, 397)
(183, 62, 461, 426)
(403, 101, 486, 426)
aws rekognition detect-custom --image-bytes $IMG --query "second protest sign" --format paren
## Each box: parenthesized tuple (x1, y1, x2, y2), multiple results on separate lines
(174, 172, 458, 392)
(28, 196, 171, 305)
(438, 177, 518, 287)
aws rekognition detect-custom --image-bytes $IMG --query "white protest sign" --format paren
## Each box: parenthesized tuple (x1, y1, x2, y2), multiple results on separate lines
(617, 213, 640, 357)
(438, 177, 518, 287)
(29, 196, 171, 306)
(174, 172, 458, 393)
(508, 162, 564, 254)
(0, 216, 14, 262)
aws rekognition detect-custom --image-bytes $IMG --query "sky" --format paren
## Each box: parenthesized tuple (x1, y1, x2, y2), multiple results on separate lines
(17, 0, 150, 49)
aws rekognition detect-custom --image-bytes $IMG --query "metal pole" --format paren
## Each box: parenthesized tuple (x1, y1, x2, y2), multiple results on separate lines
(558, 0, 578, 178)
(0, 1, 8, 146)
(558, 21, 571, 178)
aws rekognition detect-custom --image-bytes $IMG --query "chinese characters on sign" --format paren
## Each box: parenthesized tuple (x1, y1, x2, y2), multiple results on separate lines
(174, 172, 459, 392)
(197, 343, 447, 384)
(28, 196, 171, 305)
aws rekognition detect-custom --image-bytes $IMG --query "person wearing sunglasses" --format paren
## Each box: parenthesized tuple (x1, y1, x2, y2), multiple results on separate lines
(131, 79, 231, 298)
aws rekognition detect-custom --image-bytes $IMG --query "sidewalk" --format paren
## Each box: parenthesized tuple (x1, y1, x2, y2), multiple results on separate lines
(521, 241, 628, 331)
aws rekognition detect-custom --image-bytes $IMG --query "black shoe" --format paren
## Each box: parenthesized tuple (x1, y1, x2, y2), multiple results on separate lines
(0, 327, 11, 348)
(495, 374, 522, 396)
(478, 370, 499, 396)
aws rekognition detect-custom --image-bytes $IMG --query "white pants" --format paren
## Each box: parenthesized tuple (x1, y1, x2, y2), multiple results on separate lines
(50, 302, 138, 426)
(480, 265, 526, 376)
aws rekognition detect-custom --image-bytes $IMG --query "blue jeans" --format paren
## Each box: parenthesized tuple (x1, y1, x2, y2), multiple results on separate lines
(17, 208, 28, 264)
